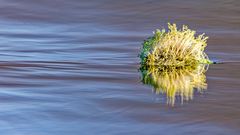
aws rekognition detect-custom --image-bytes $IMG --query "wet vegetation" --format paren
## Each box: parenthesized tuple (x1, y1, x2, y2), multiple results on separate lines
(140, 23, 212, 105)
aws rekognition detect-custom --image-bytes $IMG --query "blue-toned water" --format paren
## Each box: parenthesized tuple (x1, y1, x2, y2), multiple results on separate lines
(0, 0, 239, 135)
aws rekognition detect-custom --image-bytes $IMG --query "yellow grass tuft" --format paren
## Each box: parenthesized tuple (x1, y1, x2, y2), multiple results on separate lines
(139, 23, 212, 105)
(140, 23, 212, 67)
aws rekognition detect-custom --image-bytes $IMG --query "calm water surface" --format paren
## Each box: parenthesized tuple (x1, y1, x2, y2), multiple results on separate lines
(0, 0, 239, 135)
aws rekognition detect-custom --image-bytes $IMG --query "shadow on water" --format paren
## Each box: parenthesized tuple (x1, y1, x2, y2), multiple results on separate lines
(140, 64, 208, 106)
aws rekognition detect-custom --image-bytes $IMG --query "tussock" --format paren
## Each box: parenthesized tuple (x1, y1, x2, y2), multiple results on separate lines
(139, 23, 212, 105)
(140, 23, 212, 67)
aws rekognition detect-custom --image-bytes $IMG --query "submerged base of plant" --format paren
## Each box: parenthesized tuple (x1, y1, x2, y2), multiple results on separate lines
(140, 23, 213, 67)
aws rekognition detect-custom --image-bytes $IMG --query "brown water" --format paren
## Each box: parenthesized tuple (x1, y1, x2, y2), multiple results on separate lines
(0, 0, 239, 135)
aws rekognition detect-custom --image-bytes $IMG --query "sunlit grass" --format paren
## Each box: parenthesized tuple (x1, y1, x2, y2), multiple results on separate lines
(139, 23, 211, 105)
(140, 23, 212, 67)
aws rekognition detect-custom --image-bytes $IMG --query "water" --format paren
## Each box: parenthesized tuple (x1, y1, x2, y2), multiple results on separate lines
(0, 0, 239, 134)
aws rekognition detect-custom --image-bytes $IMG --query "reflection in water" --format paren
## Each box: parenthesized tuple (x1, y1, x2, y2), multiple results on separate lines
(140, 64, 208, 105)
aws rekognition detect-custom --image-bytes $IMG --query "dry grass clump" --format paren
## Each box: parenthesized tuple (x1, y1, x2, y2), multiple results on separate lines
(140, 23, 212, 67)
(140, 64, 208, 106)
(139, 23, 212, 105)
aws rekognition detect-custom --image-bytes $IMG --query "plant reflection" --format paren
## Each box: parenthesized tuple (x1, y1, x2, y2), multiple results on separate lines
(140, 64, 209, 106)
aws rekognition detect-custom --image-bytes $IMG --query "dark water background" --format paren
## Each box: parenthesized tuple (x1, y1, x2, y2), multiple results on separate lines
(0, 0, 239, 135)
